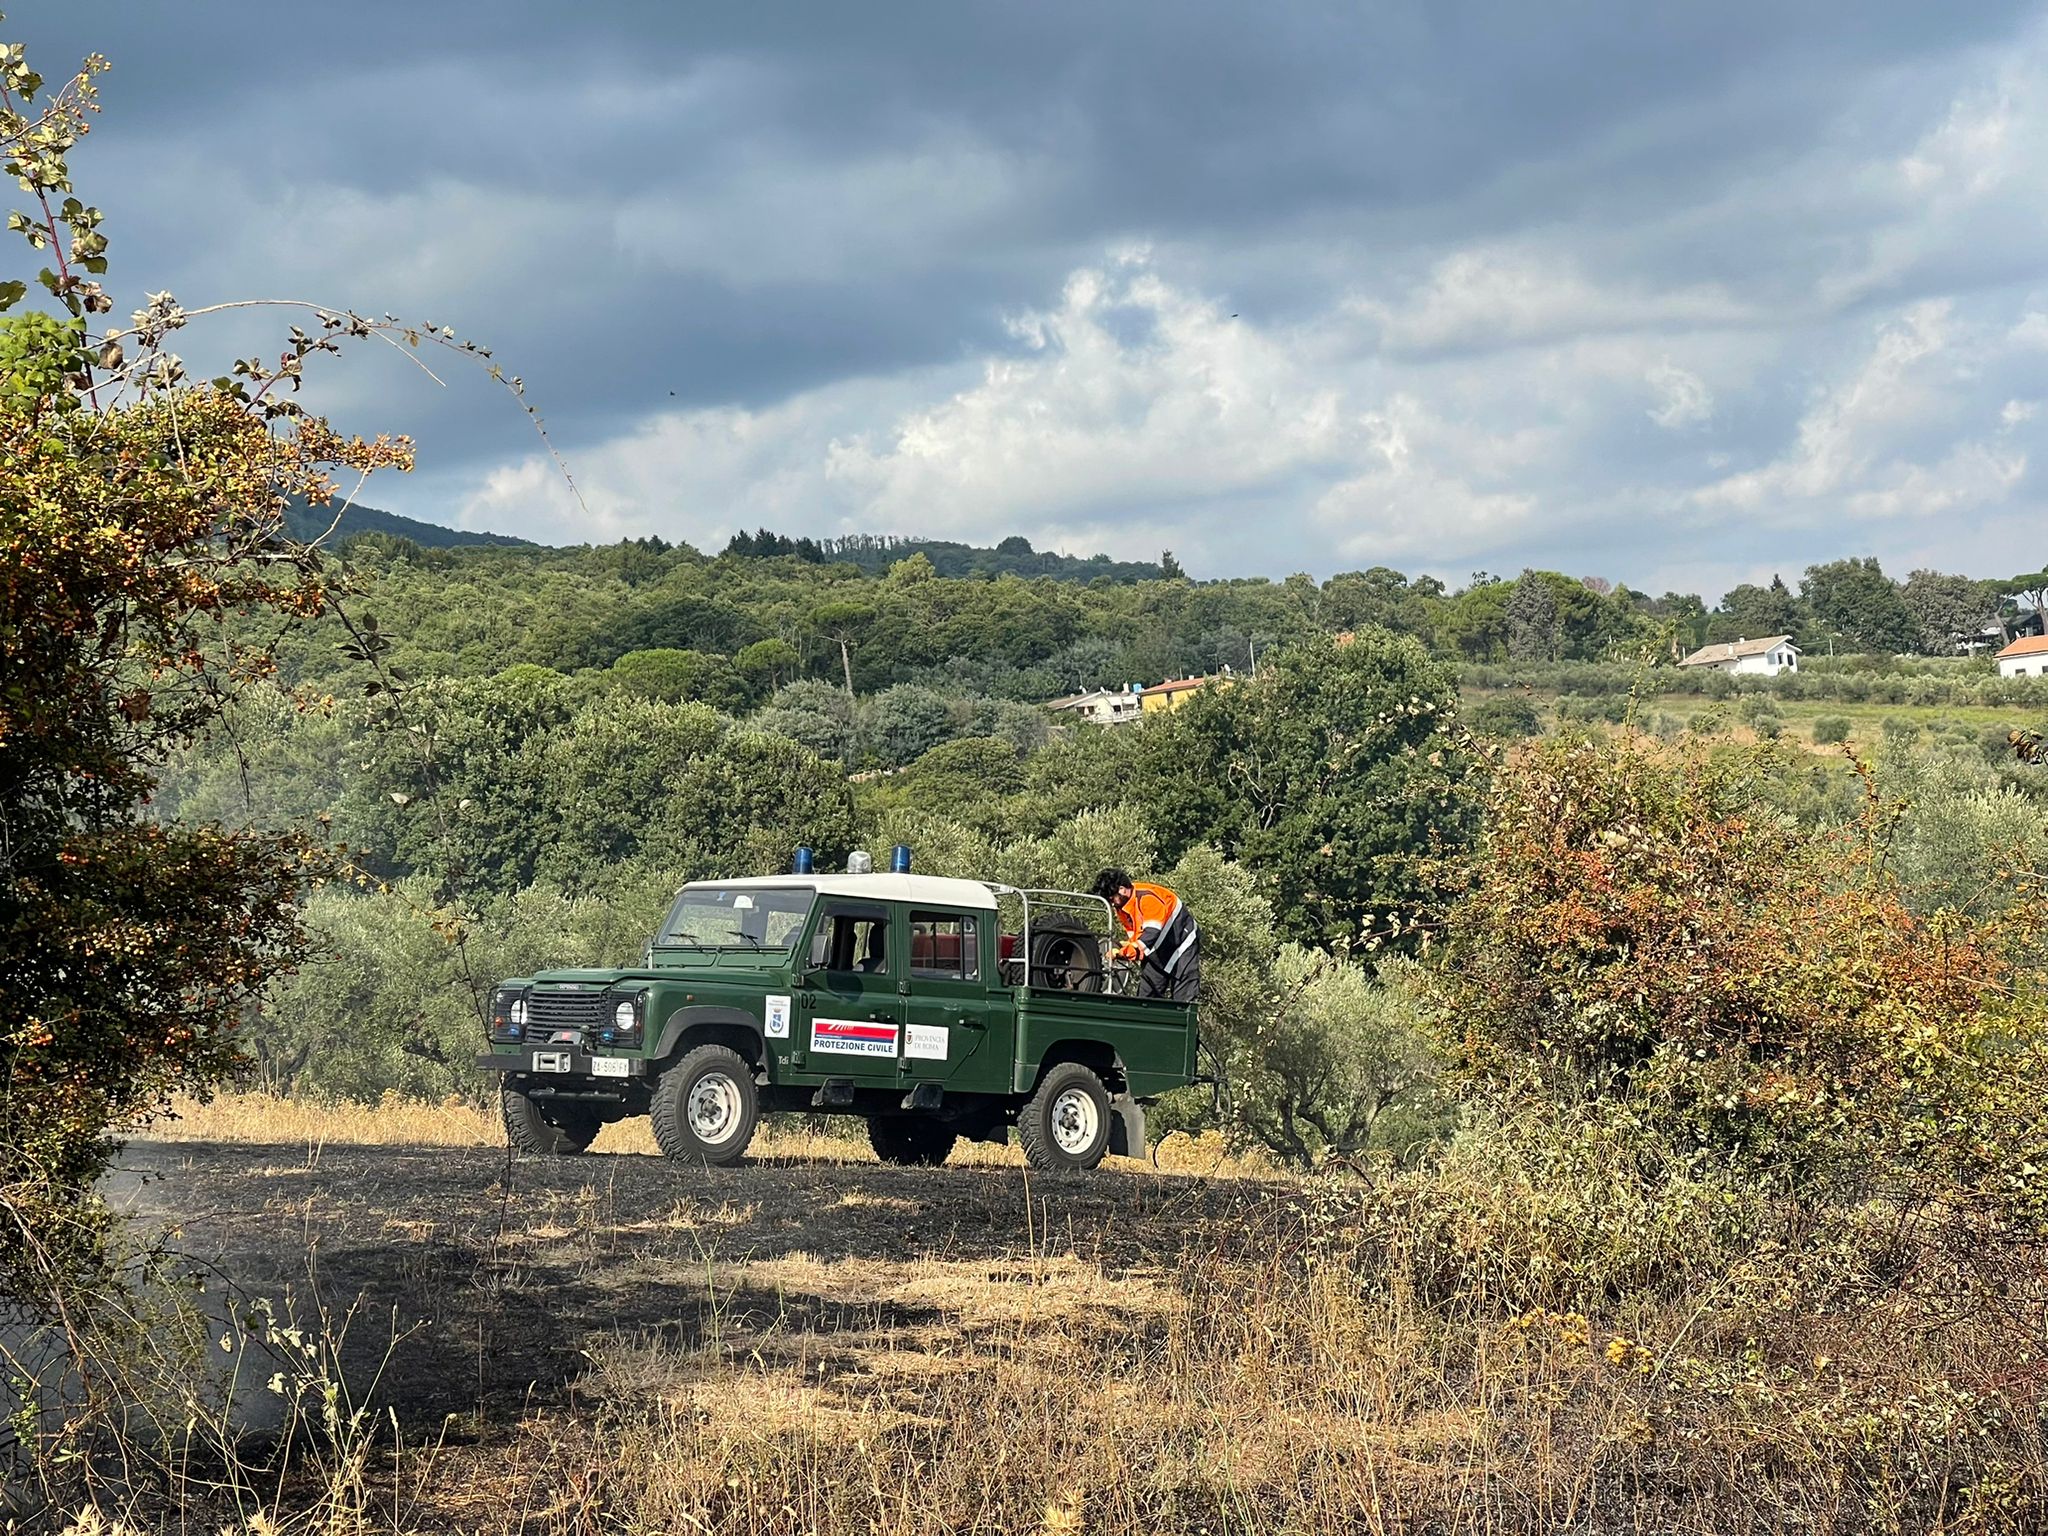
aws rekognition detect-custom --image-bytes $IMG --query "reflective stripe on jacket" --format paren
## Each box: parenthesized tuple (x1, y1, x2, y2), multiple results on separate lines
(1115, 881, 1186, 963)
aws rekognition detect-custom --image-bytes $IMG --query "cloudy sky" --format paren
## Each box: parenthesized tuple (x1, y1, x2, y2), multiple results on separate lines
(18, 2, 2048, 597)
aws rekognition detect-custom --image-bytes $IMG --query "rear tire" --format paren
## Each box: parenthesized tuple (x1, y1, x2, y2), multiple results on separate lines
(650, 1044, 759, 1166)
(1017, 1061, 1112, 1173)
(867, 1115, 958, 1167)
(501, 1084, 600, 1156)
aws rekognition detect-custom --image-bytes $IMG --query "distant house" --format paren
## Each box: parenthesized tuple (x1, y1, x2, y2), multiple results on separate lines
(1139, 676, 1215, 715)
(1047, 687, 1143, 727)
(1971, 612, 2046, 656)
(1995, 635, 2048, 678)
(1677, 635, 1800, 676)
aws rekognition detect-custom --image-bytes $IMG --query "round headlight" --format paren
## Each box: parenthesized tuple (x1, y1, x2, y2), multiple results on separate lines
(511, 996, 528, 1026)
(613, 1000, 636, 1029)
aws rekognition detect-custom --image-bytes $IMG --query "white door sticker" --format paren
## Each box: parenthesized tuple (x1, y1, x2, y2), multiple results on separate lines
(764, 993, 791, 1039)
(811, 1017, 900, 1057)
(905, 1023, 949, 1062)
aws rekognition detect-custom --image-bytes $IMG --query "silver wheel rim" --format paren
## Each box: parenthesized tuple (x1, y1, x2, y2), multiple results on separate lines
(687, 1071, 744, 1147)
(1049, 1086, 1100, 1156)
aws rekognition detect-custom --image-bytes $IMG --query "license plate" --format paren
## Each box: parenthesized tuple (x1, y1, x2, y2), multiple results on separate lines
(531, 1051, 570, 1073)
(590, 1056, 629, 1079)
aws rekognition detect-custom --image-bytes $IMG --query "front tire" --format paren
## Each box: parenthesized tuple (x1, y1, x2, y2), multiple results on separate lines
(502, 1084, 601, 1156)
(650, 1044, 759, 1166)
(867, 1115, 958, 1166)
(1017, 1061, 1112, 1173)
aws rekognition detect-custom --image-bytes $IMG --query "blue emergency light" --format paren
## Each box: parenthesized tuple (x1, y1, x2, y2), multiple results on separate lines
(890, 844, 913, 873)
(792, 846, 815, 874)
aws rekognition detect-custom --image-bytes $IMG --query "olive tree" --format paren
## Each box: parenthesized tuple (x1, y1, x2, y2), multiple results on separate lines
(1149, 847, 1444, 1163)
(753, 677, 857, 761)
(261, 873, 676, 1103)
(1879, 746, 2048, 916)
(1142, 630, 1473, 947)
(1229, 948, 1443, 1164)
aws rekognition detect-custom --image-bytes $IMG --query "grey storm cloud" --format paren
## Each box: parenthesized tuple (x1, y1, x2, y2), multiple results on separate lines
(12, 1, 2048, 597)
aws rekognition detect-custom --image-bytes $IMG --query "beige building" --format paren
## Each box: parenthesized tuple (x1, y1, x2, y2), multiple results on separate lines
(1140, 676, 1214, 715)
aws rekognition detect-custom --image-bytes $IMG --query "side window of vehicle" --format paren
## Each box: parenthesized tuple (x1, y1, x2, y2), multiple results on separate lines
(813, 906, 890, 975)
(909, 911, 979, 981)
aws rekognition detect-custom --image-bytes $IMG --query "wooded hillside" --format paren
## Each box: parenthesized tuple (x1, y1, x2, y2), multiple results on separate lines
(273, 534, 2045, 710)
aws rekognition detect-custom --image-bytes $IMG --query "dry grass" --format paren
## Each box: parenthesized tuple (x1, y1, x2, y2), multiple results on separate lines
(436, 1211, 2045, 1536)
(156, 1090, 519, 1148)
(56, 1097, 2046, 1534)
(152, 1090, 1273, 1177)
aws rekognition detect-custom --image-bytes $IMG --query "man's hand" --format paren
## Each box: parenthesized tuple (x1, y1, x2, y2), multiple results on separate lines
(1117, 940, 1145, 962)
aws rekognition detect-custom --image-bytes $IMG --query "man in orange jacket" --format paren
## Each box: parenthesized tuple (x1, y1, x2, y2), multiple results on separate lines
(1091, 868, 1200, 1002)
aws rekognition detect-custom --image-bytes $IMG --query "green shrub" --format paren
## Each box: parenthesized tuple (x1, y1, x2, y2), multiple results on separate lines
(1812, 716, 1851, 745)
(1556, 693, 1630, 725)
(1878, 748, 2048, 916)
(1465, 693, 1540, 738)
(1737, 694, 1783, 739)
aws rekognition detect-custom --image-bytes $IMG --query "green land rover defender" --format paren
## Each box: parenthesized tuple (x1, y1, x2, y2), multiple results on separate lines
(475, 865, 1199, 1173)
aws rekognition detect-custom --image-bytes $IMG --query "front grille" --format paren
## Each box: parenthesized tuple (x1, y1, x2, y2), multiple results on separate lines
(525, 988, 607, 1038)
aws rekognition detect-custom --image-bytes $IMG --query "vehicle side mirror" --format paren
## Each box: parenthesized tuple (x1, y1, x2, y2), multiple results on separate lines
(807, 932, 829, 970)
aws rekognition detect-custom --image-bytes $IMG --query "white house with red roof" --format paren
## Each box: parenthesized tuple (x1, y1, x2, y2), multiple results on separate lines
(1995, 635, 2048, 678)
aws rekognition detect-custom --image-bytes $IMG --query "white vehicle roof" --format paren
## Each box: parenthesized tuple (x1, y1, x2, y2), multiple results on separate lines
(685, 872, 1001, 911)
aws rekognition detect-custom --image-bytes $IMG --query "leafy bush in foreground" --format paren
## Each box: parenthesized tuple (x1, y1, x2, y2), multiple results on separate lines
(0, 263, 408, 1304)
(1435, 733, 2048, 1227)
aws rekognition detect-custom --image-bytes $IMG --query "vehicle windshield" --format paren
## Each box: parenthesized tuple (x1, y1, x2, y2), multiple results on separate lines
(658, 885, 814, 950)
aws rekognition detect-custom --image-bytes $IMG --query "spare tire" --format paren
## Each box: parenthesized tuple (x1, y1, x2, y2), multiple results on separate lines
(1029, 928, 1105, 993)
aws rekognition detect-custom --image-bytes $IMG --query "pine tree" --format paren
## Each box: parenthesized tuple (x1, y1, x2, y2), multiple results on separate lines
(1506, 570, 1561, 662)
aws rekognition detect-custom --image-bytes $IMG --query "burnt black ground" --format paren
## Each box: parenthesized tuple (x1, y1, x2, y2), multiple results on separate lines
(106, 1140, 1285, 1427)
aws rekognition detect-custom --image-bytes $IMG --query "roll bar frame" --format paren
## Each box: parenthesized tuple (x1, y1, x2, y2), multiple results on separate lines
(987, 883, 1137, 996)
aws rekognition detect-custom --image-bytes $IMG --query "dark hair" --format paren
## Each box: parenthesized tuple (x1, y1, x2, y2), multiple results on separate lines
(1091, 868, 1132, 904)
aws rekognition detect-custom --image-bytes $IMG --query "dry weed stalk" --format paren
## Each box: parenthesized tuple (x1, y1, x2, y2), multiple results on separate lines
(8, 1244, 435, 1533)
